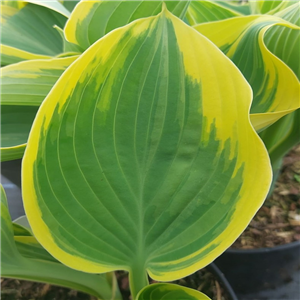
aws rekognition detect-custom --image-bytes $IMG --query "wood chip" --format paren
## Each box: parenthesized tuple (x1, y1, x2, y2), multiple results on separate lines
(215, 280, 222, 300)
(250, 228, 262, 235)
(40, 284, 50, 296)
(279, 190, 291, 195)
(289, 219, 300, 226)
(276, 231, 293, 238)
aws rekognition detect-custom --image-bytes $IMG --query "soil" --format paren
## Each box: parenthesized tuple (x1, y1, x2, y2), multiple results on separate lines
(232, 145, 300, 249)
(1, 268, 230, 300)
(0, 278, 97, 300)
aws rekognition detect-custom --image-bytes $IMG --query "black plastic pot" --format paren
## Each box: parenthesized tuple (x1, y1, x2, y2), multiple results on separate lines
(206, 263, 238, 300)
(1, 159, 22, 188)
(214, 241, 300, 294)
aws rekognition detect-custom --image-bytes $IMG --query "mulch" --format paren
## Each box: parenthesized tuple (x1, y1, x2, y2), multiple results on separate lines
(0, 278, 97, 300)
(2, 268, 230, 300)
(232, 145, 300, 249)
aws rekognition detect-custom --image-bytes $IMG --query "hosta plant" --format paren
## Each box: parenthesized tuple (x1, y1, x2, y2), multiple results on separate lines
(1, 1, 299, 299)
(23, 4, 273, 300)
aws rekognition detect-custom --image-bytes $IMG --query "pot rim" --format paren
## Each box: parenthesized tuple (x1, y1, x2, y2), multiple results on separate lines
(207, 263, 238, 300)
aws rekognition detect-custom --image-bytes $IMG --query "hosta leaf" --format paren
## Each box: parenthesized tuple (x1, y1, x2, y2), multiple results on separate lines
(26, 0, 71, 18)
(194, 15, 300, 131)
(13, 223, 32, 237)
(249, 0, 284, 14)
(1, 185, 24, 266)
(0, 186, 122, 300)
(1, 106, 38, 161)
(264, 3, 300, 79)
(267, 0, 298, 15)
(61, 0, 80, 13)
(260, 108, 300, 170)
(1, 4, 21, 23)
(1, 1, 27, 10)
(1, 56, 77, 106)
(1, 2, 67, 65)
(15, 236, 59, 263)
(65, 0, 191, 50)
(54, 26, 83, 53)
(0, 3, 50, 66)
(23, 8, 271, 295)
(0, 45, 51, 67)
(249, 0, 298, 15)
(186, 1, 241, 26)
(217, 1, 251, 15)
(1, 56, 77, 161)
(137, 283, 210, 300)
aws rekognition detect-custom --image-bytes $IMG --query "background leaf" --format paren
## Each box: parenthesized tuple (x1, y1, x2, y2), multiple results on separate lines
(186, 0, 241, 26)
(137, 283, 211, 300)
(26, 0, 71, 18)
(264, 3, 300, 79)
(194, 15, 300, 131)
(249, 0, 298, 14)
(65, 0, 191, 50)
(1, 1, 27, 10)
(1, 56, 77, 161)
(61, 0, 80, 13)
(1, 2, 67, 65)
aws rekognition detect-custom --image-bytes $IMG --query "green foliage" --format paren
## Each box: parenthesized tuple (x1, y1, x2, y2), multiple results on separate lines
(1, 1, 299, 299)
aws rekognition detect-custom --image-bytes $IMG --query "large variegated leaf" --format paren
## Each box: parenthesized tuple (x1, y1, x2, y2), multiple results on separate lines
(1, 2, 67, 66)
(64, 0, 190, 50)
(0, 186, 122, 300)
(186, 1, 241, 26)
(194, 15, 300, 131)
(137, 284, 210, 300)
(1, 56, 77, 161)
(264, 3, 300, 79)
(23, 8, 271, 298)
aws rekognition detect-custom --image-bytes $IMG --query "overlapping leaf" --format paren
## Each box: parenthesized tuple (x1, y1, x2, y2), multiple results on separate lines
(264, 3, 300, 79)
(64, 0, 190, 50)
(23, 8, 271, 297)
(216, 1, 251, 15)
(1, 2, 67, 66)
(1, 185, 24, 266)
(250, 0, 298, 15)
(25, 0, 71, 18)
(61, 0, 80, 13)
(1, 56, 77, 161)
(0, 186, 122, 300)
(194, 15, 300, 131)
(137, 283, 211, 300)
(186, 1, 241, 26)
(259, 108, 300, 172)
